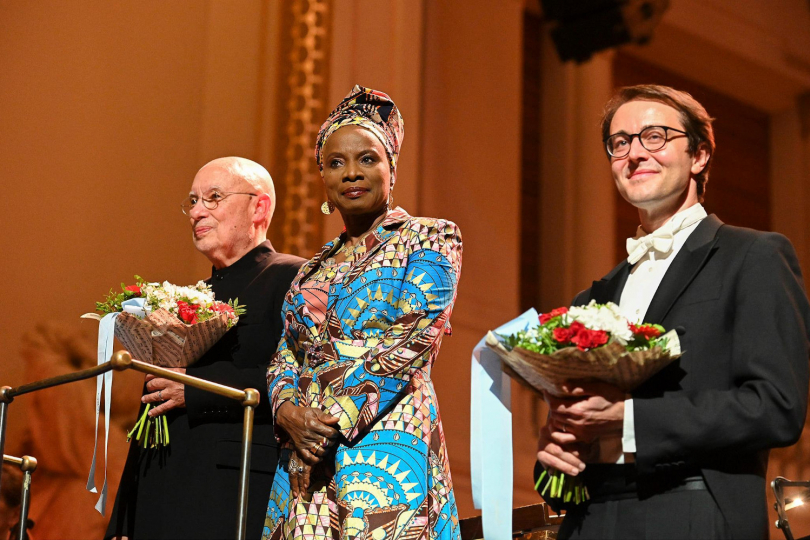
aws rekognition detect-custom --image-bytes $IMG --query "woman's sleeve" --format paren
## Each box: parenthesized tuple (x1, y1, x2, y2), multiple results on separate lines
(267, 303, 303, 432)
(321, 219, 463, 442)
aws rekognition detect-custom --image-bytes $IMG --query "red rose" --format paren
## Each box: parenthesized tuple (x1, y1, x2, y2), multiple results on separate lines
(571, 327, 608, 351)
(211, 303, 236, 320)
(553, 326, 574, 344)
(539, 307, 569, 325)
(124, 284, 141, 295)
(630, 323, 662, 340)
(554, 321, 585, 346)
(211, 303, 234, 314)
(177, 301, 200, 324)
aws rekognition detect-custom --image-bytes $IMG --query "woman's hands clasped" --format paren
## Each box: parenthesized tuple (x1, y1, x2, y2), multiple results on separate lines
(287, 450, 312, 498)
(277, 402, 340, 496)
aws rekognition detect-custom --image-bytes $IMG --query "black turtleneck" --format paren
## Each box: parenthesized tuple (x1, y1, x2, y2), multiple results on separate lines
(185, 240, 303, 423)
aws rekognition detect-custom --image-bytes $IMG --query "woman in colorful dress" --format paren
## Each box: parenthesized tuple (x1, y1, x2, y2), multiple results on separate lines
(262, 85, 462, 540)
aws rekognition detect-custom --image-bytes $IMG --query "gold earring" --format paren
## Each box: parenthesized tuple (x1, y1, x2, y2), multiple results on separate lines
(321, 201, 335, 215)
(388, 194, 394, 209)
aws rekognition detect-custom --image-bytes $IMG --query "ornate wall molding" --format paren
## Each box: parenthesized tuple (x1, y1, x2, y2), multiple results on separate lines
(277, 0, 332, 257)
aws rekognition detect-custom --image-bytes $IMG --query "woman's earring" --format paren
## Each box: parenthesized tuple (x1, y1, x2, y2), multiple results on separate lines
(388, 194, 394, 209)
(321, 201, 335, 215)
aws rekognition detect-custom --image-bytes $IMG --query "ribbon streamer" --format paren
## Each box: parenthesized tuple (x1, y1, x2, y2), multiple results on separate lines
(86, 297, 148, 515)
(86, 312, 118, 515)
(470, 309, 538, 540)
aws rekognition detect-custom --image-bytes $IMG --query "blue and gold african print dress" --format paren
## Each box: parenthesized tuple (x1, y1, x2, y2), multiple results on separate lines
(263, 207, 462, 540)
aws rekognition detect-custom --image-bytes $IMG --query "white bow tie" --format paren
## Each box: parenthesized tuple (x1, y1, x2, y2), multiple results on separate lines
(626, 229, 675, 264)
(626, 210, 706, 264)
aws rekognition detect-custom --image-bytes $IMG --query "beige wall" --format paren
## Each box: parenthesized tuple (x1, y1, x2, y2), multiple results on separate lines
(0, 0, 285, 408)
(2, 1, 200, 455)
(420, 0, 526, 515)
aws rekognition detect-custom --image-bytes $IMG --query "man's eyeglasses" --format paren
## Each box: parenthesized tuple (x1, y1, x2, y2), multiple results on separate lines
(180, 191, 257, 215)
(604, 125, 688, 158)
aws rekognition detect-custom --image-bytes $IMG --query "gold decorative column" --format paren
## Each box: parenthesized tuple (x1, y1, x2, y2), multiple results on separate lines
(275, 0, 333, 257)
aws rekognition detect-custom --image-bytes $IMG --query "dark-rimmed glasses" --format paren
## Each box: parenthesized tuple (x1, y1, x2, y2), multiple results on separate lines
(604, 125, 688, 158)
(180, 191, 257, 215)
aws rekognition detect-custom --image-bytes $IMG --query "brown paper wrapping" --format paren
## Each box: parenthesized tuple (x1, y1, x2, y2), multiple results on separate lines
(114, 308, 230, 367)
(485, 329, 681, 396)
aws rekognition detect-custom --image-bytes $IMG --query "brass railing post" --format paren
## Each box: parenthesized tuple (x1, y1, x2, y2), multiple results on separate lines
(1, 350, 261, 540)
(3, 454, 37, 540)
(236, 388, 259, 540)
(0, 387, 13, 497)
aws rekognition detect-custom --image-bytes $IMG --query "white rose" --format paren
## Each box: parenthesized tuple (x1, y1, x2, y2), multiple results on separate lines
(568, 300, 633, 343)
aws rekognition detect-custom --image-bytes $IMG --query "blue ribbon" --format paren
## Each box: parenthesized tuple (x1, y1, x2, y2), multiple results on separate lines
(121, 297, 147, 317)
(470, 309, 538, 540)
(87, 312, 118, 515)
(87, 296, 148, 515)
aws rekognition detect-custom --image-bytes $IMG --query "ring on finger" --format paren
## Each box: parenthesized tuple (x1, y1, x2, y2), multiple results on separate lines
(320, 437, 329, 448)
(297, 465, 304, 473)
(158, 390, 163, 401)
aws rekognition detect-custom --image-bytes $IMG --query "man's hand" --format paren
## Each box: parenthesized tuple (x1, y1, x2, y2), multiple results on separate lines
(142, 368, 186, 417)
(537, 420, 586, 476)
(545, 381, 626, 443)
(276, 402, 340, 465)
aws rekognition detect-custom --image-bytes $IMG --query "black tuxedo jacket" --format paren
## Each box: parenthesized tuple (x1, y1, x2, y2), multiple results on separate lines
(572, 215, 810, 538)
(106, 242, 305, 540)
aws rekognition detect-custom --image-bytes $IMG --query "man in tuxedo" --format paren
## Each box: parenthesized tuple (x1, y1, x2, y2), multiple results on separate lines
(537, 85, 810, 539)
(107, 157, 304, 540)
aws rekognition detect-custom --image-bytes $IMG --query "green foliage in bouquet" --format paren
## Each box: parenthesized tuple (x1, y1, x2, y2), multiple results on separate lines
(625, 323, 668, 351)
(93, 276, 247, 328)
(502, 304, 670, 354)
(502, 308, 570, 354)
(95, 276, 147, 315)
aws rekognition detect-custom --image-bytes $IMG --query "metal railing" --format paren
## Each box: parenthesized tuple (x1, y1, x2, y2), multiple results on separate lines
(2, 453, 37, 540)
(772, 476, 810, 540)
(0, 350, 260, 540)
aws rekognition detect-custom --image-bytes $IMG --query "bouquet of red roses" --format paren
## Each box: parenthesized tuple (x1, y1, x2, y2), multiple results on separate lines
(486, 300, 681, 505)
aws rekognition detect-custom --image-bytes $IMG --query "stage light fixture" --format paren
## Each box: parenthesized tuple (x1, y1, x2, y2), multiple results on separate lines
(540, 0, 670, 63)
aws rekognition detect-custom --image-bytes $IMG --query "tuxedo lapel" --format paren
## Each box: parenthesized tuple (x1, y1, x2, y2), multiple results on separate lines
(643, 215, 723, 325)
(590, 261, 632, 304)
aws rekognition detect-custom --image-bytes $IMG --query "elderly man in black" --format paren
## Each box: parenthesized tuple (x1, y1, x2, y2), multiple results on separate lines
(107, 157, 304, 540)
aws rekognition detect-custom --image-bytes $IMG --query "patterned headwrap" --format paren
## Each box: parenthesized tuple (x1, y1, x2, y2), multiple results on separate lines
(315, 85, 404, 186)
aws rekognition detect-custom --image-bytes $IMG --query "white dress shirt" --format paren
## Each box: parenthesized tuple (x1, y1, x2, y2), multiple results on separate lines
(617, 203, 708, 462)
